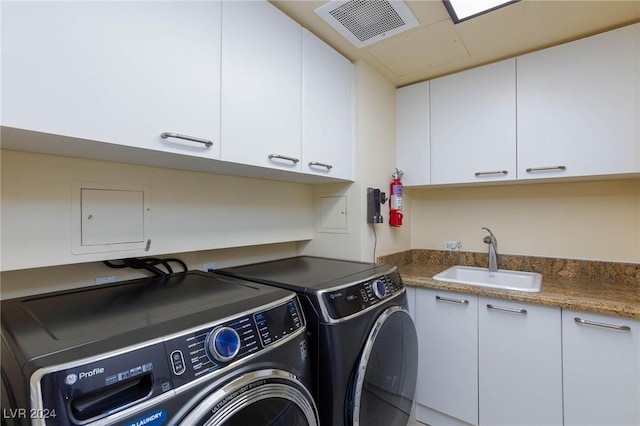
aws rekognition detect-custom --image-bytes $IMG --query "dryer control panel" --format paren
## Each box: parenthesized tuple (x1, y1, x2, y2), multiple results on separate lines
(320, 269, 405, 321)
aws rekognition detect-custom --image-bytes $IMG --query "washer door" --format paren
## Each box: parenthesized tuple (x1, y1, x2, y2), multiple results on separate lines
(350, 306, 418, 426)
(179, 369, 318, 426)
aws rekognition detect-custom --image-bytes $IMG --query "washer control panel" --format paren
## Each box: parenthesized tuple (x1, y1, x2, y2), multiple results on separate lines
(208, 327, 242, 362)
(164, 296, 303, 389)
(321, 269, 404, 321)
(34, 295, 304, 425)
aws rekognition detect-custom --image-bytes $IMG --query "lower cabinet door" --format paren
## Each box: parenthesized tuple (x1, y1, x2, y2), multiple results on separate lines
(415, 288, 478, 425)
(479, 297, 562, 426)
(563, 310, 640, 426)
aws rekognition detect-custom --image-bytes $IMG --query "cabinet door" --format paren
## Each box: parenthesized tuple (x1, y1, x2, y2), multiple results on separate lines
(430, 59, 516, 185)
(221, 0, 302, 171)
(517, 24, 640, 180)
(2, 1, 221, 159)
(478, 298, 562, 426)
(415, 289, 478, 425)
(396, 82, 430, 186)
(563, 310, 640, 426)
(302, 29, 353, 180)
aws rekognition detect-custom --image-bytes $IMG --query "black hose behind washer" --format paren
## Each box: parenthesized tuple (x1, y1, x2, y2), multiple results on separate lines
(103, 257, 188, 277)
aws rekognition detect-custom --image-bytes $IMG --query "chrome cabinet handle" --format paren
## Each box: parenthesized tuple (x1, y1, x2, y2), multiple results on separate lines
(308, 161, 333, 170)
(436, 295, 469, 305)
(475, 170, 508, 177)
(525, 166, 567, 173)
(268, 154, 300, 164)
(160, 132, 213, 147)
(487, 304, 527, 315)
(574, 317, 631, 332)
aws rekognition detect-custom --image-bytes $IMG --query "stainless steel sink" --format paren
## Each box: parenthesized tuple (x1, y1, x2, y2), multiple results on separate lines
(432, 265, 542, 292)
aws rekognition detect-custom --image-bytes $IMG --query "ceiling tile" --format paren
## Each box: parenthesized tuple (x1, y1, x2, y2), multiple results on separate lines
(366, 19, 470, 77)
(272, 0, 640, 86)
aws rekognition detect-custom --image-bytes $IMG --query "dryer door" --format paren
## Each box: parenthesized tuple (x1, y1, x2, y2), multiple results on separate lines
(350, 306, 418, 426)
(178, 369, 318, 426)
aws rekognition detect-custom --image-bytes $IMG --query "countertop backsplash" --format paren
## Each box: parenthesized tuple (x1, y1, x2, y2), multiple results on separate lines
(378, 249, 640, 286)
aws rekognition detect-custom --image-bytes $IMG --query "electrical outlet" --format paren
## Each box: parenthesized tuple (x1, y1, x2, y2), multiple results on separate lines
(203, 262, 216, 272)
(95, 276, 116, 285)
(443, 241, 461, 251)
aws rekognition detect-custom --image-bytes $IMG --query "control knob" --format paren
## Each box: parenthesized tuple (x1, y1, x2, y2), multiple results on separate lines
(372, 279, 388, 299)
(208, 327, 241, 362)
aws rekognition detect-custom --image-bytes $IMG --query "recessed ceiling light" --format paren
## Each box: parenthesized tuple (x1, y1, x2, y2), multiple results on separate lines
(443, 0, 520, 23)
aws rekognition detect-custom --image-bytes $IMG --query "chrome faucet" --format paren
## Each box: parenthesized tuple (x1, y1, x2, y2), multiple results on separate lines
(482, 227, 498, 272)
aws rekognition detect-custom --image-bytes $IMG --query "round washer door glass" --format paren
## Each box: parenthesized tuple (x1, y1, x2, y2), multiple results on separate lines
(179, 369, 318, 426)
(351, 306, 418, 426)
(220, 397, 308, 425)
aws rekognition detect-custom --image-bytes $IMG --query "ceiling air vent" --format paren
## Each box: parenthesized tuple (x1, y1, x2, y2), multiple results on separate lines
(315, 0, 419, 49)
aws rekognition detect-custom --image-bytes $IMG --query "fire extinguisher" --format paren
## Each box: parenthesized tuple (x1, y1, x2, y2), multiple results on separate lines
(389, 169, 404, 227)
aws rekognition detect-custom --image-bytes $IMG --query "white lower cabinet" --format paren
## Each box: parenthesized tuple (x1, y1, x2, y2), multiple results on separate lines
(478, 297, 562, 426)
(414, 288, 639, 426)
(562, 310, 640, 426)
(415, 288, 478, 425)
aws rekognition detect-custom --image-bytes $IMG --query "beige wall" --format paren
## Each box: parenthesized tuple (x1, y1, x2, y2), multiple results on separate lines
(0, 61, 411, 299)
(4, 60, 637, 301)
(408, 179, 640, 262)
(0, 242, 299, 299)
(1, 149, 314, 297)
(354, 61, 411, 261)
(301, 61, 411, 262)
(1, 149, 313, 271)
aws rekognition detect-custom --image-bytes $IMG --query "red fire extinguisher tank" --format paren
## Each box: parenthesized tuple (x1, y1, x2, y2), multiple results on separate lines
(389, 169, 404, 227)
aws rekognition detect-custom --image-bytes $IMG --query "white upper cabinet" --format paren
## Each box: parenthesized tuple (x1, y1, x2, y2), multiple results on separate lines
(517, 23, 640, 180)
(562, 310, 640, 426)
(302, 29, 353, 180)
(396, 82, 430, 186)
(430, 59, 516, 185)
(221, 0, 302, 172)
(396, 23, 639, 187)
(2, 0, 352, 184)
(2, 1, 222, 159)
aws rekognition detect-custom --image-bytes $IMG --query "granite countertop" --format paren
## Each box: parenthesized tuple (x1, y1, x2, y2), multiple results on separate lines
(398, 262, 640, 319)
